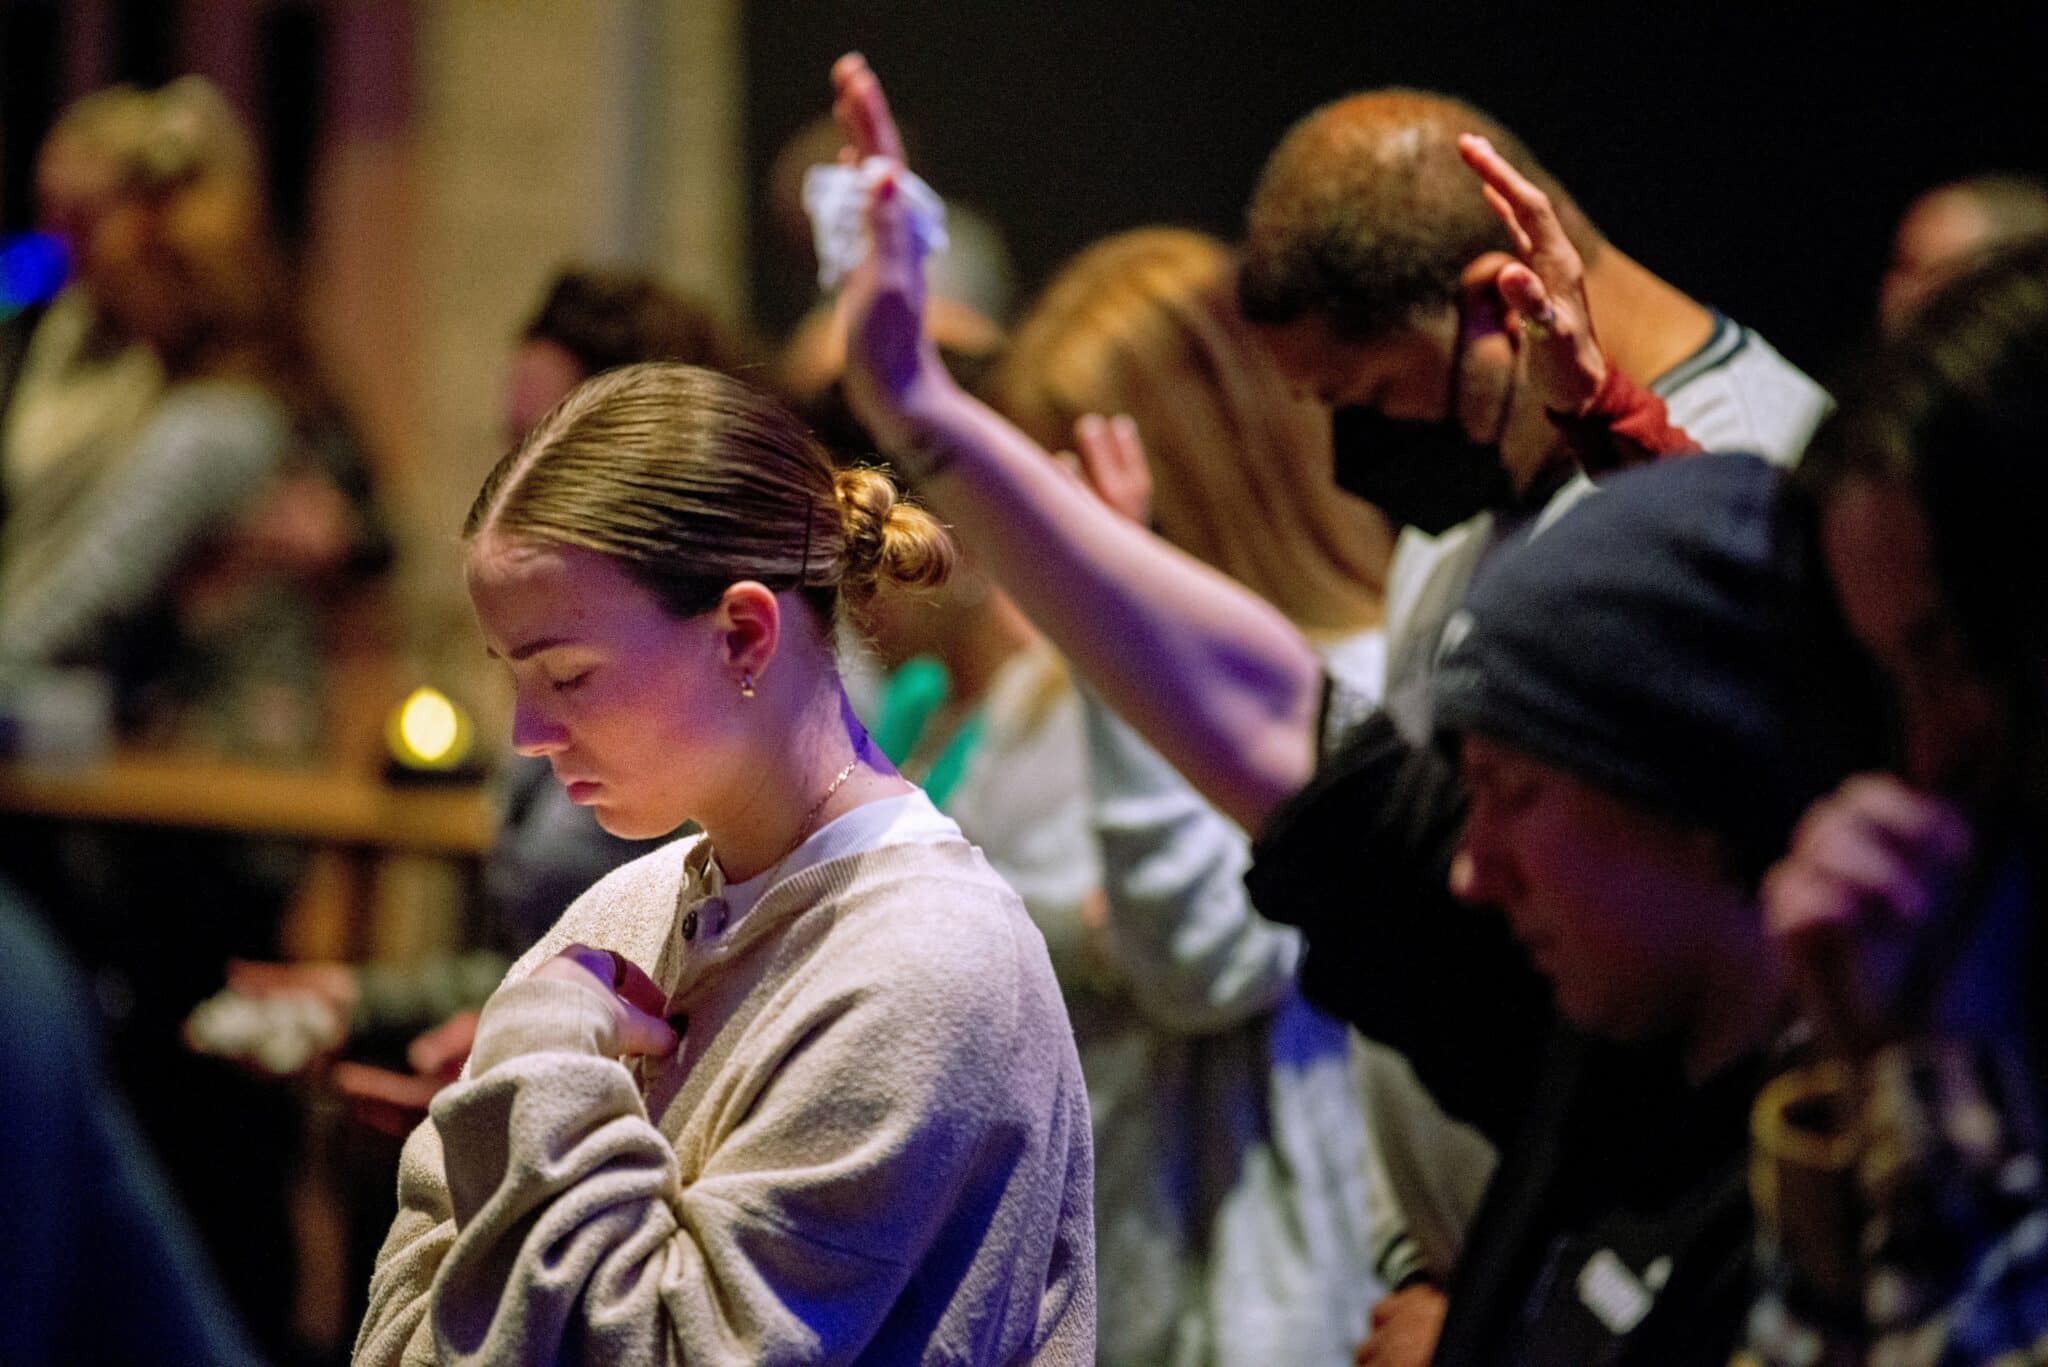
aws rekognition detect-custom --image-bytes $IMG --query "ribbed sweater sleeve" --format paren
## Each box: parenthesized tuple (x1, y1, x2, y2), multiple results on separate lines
(355, 843, 1093, 1366)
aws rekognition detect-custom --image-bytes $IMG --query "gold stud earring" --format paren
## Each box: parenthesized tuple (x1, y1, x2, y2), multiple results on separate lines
(739, 671, 756, 700)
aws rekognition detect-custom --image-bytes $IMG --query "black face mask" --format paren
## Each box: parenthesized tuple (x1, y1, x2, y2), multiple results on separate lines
(1328, 317, 1513, 536)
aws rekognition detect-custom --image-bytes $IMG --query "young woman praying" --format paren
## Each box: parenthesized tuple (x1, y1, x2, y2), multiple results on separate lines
(355, 362, 1094, 1365)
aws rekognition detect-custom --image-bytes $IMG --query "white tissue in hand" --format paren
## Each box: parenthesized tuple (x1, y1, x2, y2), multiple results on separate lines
(186, 988, 346, 1075)
(802, 156, 949, 291)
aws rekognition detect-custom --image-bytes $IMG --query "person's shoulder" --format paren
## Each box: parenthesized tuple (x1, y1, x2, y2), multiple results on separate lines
(502, 831, 706, 983)
(822, 840, 1051, 998)
(156, 377, 290, 427)
(835, 837, 1029, 929)
(143, 379, 294, 466)
(1660, 320, 1832, 466)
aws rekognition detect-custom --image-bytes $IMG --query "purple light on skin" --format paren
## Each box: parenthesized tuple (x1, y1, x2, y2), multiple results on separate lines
(0, 232, 71, 313)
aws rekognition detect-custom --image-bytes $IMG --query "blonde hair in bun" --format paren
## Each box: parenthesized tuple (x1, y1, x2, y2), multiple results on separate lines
(832, 465, 954, 604)
(467, 362, 952, 628)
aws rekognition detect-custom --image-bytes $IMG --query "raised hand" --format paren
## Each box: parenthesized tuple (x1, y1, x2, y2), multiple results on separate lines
(831, 51, 903, 163)
(830, 53, 961, 460)
(1763, 774, 1973, 1050)
(1457, 133, 1608, 418)
(1069, 414, 1154, 526)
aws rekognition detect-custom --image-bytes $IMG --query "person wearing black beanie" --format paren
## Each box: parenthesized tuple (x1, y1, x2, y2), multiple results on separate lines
(1371, 452, 1861, 1367)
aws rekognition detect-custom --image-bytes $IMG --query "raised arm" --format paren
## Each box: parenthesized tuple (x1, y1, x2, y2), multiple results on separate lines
(829, 54, 1322, 834)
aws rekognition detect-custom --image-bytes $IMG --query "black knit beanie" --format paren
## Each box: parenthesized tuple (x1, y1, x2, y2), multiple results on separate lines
(1431, 453, 1848, 882)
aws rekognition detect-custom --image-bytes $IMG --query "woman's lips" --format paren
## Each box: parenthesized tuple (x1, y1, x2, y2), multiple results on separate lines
(562, 779, 601, 802)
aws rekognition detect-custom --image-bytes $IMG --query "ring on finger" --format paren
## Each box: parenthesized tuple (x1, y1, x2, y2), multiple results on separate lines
(606, 949, 630, 991)
(1520, 304, 1558, 341)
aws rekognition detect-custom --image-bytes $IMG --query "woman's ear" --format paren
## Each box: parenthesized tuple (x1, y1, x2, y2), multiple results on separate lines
(713, 581, 782, 684)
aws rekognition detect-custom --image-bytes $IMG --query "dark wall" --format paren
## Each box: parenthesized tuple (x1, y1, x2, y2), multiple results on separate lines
(745, 1, 2048, 379)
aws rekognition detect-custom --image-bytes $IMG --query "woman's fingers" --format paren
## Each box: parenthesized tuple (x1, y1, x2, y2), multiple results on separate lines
(1763, 774, 1976, 1045)
(613, 1002, 680, 1059)
(1773, 774, 1972, 933)
(831, 53, 903, 162)
(1834, 773, 1973, 869)
(609, 953, 670, 1021)
(540, 945, 679, 1059)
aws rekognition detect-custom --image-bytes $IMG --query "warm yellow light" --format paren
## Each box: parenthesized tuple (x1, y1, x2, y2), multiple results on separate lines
(387, 687, 472, 769)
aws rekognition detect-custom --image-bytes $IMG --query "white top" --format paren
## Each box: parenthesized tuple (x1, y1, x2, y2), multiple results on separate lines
(713, 787, 959, 924)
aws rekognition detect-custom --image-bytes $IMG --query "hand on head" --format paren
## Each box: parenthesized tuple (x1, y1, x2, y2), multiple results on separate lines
(1763, 773, 1974, 1050)
(829, 53, 961, 454)
(1457, 133, 1608, 420)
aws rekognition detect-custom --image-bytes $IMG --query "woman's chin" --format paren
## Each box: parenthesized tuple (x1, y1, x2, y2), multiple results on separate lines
(589, 802, 688, 842)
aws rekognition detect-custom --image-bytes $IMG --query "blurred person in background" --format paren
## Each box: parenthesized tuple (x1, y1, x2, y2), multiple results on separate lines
(0, 76, 392, 1359)
(986, 224, 1393, 1364)
(0, 876, 265, 1366)
(1748, 241, 2048, 1364)
(0, 76, 388, 753)
(1878, 174, 2048, 332)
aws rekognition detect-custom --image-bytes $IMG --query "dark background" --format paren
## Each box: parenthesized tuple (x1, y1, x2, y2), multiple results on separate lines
(6, 1, 2045, 384)
(744, 1, 2048, 380)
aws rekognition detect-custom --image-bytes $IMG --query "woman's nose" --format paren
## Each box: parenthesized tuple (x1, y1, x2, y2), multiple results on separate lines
(511, 697, 569, 757)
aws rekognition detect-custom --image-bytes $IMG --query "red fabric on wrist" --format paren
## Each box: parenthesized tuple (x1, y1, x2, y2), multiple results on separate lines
(1547, 357, 1701, 476)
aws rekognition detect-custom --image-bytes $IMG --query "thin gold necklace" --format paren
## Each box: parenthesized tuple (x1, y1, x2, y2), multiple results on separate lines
(687, 756, 863, 945)
(751, 755, 862, 890)
(787, 757, 861, 859)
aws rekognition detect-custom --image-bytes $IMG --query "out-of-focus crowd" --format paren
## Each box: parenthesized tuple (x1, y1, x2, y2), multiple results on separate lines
(5, 56, 2048, 1367)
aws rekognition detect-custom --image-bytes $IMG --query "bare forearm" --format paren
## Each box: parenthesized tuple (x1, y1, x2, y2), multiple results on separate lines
(896, 387, 1320, 832)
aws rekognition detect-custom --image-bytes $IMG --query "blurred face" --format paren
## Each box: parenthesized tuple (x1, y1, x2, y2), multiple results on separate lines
(35, 136, 127, 284)
(467, 532, 739, 839)
(506, 338, 589, 443)
(1822, 478, 2010, 795)
(1254, 307, 1461, 418)
(1879, 191, 1993, 332)
(1452, 734, 1732, 1042)
(1254, 302, 1550, 533)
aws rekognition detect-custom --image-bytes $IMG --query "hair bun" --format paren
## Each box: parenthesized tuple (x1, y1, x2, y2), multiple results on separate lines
(833, 466, 954, 600)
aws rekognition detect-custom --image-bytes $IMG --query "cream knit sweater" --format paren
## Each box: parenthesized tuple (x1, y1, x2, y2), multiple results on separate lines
(354, 824, 1095, 1365)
